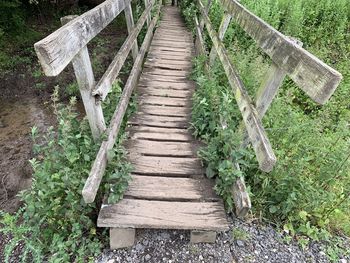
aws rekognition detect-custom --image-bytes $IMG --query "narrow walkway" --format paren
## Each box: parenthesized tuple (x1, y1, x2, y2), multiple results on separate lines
(98, 6, 228, 233)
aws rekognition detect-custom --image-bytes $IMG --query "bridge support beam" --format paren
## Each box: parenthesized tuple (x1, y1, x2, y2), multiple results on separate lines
(190, 230, 217, 243)
(110, 228, 135, 249)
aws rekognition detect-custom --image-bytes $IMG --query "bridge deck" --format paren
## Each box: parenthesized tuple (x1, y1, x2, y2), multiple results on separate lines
(97, 6, 228, 234)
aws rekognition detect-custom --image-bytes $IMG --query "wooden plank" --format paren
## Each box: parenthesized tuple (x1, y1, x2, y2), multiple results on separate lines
(129, 114, 190, 128)
(140, 74, 189, 83)
(128, 155, 204, 176)
(151, 40, 193, 48)
(124, 175, 218, 201)
(125, 139, 197, 157)
(136, 104, 191, 117)
(144, 61, 191, 71)
(145, 58, 192, 67)
(149, 46, 194, 54)
(136, 87, 193, 98)
(98, 199, 229, 230)
(142, 68, 190, 77)
(82, 6, 161, 204)
(35, 0, 126, 76)
(124, 0, 139, 61)
(126, 126, 193, 142)
(199, 0, 276, 172)
(221, 0, 342, 104)
(138, 79, 195, 89)
(61, 16, 106, 141)
(138, 95, 191, 107)
(92, 0, 155, 100)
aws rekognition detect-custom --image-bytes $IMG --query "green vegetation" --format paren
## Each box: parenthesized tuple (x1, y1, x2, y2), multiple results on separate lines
(0, 82, 135, 262)
(180, 0, 350, 259)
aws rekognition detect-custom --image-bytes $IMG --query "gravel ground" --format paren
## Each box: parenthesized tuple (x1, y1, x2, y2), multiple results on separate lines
(96, 216, 350, 263)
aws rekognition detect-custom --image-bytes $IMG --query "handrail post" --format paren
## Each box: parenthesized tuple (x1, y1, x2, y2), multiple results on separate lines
(255, 37, 303, 118)
(144, 0, 151, 25)
(124, 0, 139, 62)
(209, 13, 231, 66)
(61, 16, 106, 141)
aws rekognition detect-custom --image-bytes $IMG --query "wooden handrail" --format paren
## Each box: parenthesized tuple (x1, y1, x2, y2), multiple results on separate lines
(198, 0, 276, 172)
(82, 3, 161, 204)
(93, 0, 156, 101)
(220, 0, 342, 104)
(195, 0, 342, 218)
(34, 0, 127, 76)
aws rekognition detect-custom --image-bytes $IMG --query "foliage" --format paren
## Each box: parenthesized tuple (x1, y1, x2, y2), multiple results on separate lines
(0, 82, 134, 262)
(180, 0, 350, 260)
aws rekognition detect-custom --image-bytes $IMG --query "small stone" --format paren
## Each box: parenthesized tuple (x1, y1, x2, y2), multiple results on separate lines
(135, 243, 144, 251)
(145, 254, 151, 261)
(339, 259, 347, 263)
(236, 240, 245, 247)
(0, 120, 5, 128)
(199, 255, 204, 260)
(107, 260, 115, 263)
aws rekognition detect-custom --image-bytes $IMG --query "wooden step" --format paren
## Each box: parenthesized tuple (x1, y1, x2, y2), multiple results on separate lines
(126, 126, 194, 142)
(98, 199, 229, 231)
(136, 104, 191, 117)
(127, 155, 204, 176)
(124, 139, 198, 157)
(124, 175, 219, 201)
(128, 113, 190, 128)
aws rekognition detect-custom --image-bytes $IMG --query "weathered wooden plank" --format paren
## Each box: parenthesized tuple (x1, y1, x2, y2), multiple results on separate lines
(209, 13, 231, 66)
(129, 114, 190, 128)
(220, 0, 342, 104)
(151, 40, 194, 48)
(136, 104, 191, 117)
(61, 16, 106, 141)
(138, 95, 191, 107)
(147, 53, 193, 61)
(124, 0, 139, 61)
(199, 0, 276, 172)
(137, 86, 193, 98)
(126, 126, 193, 141)
(124, 175, 218, 201)
(144, 61, 192, 70)
(140, 74, 189, 83)
(98, 199, 229, 230)
(149, 45, 194, 54)
(141, 68, 190, 77)
(232, 174, 252, 218)
(145, 58, 192, 67)
(138, 79, 195, 89)
(92, 0, 155, 100)
(82, 6, 161, 203)
(125, 139, 197, 157)
(35, 0, 126, 76)
(128, 155, 204, 176)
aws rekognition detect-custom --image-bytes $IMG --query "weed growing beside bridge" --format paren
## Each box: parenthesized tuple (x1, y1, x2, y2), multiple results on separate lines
(180, 0, 350, 260)
(0, 83, 135, 262)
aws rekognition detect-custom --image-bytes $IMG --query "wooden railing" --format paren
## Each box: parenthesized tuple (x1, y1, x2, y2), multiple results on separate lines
(34, 0, 161, 203)
(194, 0, 342, 217)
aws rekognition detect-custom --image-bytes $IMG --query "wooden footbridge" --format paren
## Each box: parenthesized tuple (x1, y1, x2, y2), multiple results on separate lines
(34, 0, 341, 249)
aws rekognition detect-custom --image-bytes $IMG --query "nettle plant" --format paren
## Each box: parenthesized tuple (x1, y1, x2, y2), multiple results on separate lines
(0, 82, 134, 262)
(181, 0, 350, 259)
